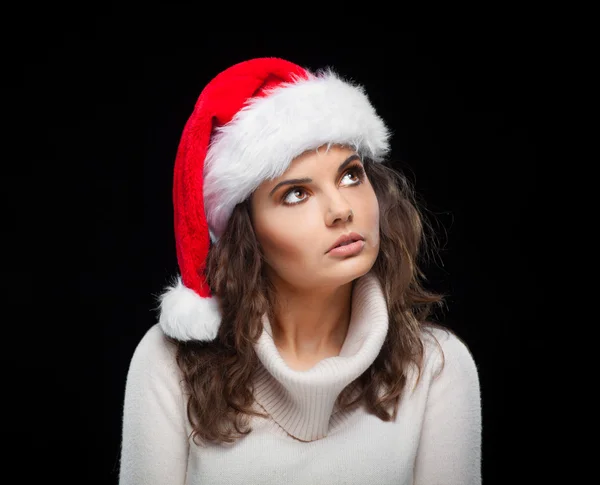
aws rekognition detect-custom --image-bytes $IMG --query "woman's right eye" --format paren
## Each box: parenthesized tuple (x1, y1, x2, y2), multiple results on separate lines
(282, 187, 308, 206)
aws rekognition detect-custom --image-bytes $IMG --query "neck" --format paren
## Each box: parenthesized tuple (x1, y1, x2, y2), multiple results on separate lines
(269, 277, 354, 366)
(251, 271, 390, 441)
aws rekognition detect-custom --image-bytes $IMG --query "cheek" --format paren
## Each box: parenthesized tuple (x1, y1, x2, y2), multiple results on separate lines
(362, 192, 380, 250)
(254, 212, 315, 265)
(364, 199, 380, 251)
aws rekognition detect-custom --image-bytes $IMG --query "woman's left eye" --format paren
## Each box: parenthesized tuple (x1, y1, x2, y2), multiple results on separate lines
(342, 169, 362, 185)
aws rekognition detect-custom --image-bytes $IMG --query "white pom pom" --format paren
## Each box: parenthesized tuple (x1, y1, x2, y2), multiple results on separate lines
(158, 277, 222, 341)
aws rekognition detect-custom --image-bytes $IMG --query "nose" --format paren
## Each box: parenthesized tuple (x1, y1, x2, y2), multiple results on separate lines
(325, 196, 354, 226)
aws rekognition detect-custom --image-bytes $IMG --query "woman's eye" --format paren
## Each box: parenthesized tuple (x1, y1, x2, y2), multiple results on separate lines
(283, 188, 307, 205)
(342, 170, 361, 185)
(281, 167, 364, 206)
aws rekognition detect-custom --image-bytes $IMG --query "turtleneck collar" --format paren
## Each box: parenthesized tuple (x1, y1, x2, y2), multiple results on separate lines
(252, 271, 389, 442)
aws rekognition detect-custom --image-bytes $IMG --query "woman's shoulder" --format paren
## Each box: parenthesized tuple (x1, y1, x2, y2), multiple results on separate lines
(133, 323, 177, 359)
(419, 323, 479, 383)
(126, 324, 181, 383)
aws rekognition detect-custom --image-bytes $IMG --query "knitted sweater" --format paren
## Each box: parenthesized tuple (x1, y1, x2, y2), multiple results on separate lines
(118, 273, 481, 484)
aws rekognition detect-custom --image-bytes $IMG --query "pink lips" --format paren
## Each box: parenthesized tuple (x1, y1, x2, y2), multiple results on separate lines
(326, 232, 366, 256)
(327, 240, 366, 257)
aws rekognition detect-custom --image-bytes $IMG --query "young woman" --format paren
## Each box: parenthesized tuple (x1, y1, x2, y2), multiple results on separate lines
(118, 57, 482, 484)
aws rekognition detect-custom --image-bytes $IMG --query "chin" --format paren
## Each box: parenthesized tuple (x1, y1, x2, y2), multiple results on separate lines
(270, 250, 378, 291)
(328, 256, 377, 286)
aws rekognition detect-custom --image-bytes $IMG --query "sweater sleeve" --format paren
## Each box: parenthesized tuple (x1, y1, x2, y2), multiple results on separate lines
(413, 329, 482, 485)
(119, 324, 190, 485)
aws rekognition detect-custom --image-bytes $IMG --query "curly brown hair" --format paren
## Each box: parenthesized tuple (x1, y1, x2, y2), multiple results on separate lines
(166, 158, 447, 445)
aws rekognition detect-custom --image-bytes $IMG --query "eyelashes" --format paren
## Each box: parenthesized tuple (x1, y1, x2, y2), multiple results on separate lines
(281, 164, 367, 206)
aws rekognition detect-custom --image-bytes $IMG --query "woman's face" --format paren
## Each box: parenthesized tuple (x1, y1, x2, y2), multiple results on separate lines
(250, 145, 380, 292)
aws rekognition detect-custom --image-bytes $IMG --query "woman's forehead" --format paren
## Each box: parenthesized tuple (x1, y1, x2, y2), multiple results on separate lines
(250, 145, 360, 202)
(281, 145, 358, 176)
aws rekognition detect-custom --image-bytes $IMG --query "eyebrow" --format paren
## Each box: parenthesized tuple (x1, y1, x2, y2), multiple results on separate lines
(268, 154, 362, 197)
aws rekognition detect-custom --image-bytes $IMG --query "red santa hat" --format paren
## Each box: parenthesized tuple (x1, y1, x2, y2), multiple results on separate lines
(158, 57, 390, 341)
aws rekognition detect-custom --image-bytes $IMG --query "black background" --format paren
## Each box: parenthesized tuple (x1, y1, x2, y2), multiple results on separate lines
(7, 6, 548, 484)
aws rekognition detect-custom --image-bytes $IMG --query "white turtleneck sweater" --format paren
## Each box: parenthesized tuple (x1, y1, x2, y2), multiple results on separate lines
(118, 273, 481, 484)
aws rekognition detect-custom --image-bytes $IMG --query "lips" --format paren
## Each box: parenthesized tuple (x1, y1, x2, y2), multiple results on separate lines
(326, 232, 365, 253)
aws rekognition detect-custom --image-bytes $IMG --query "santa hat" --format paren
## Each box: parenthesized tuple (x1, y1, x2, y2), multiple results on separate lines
(158, 57, 391, 342)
